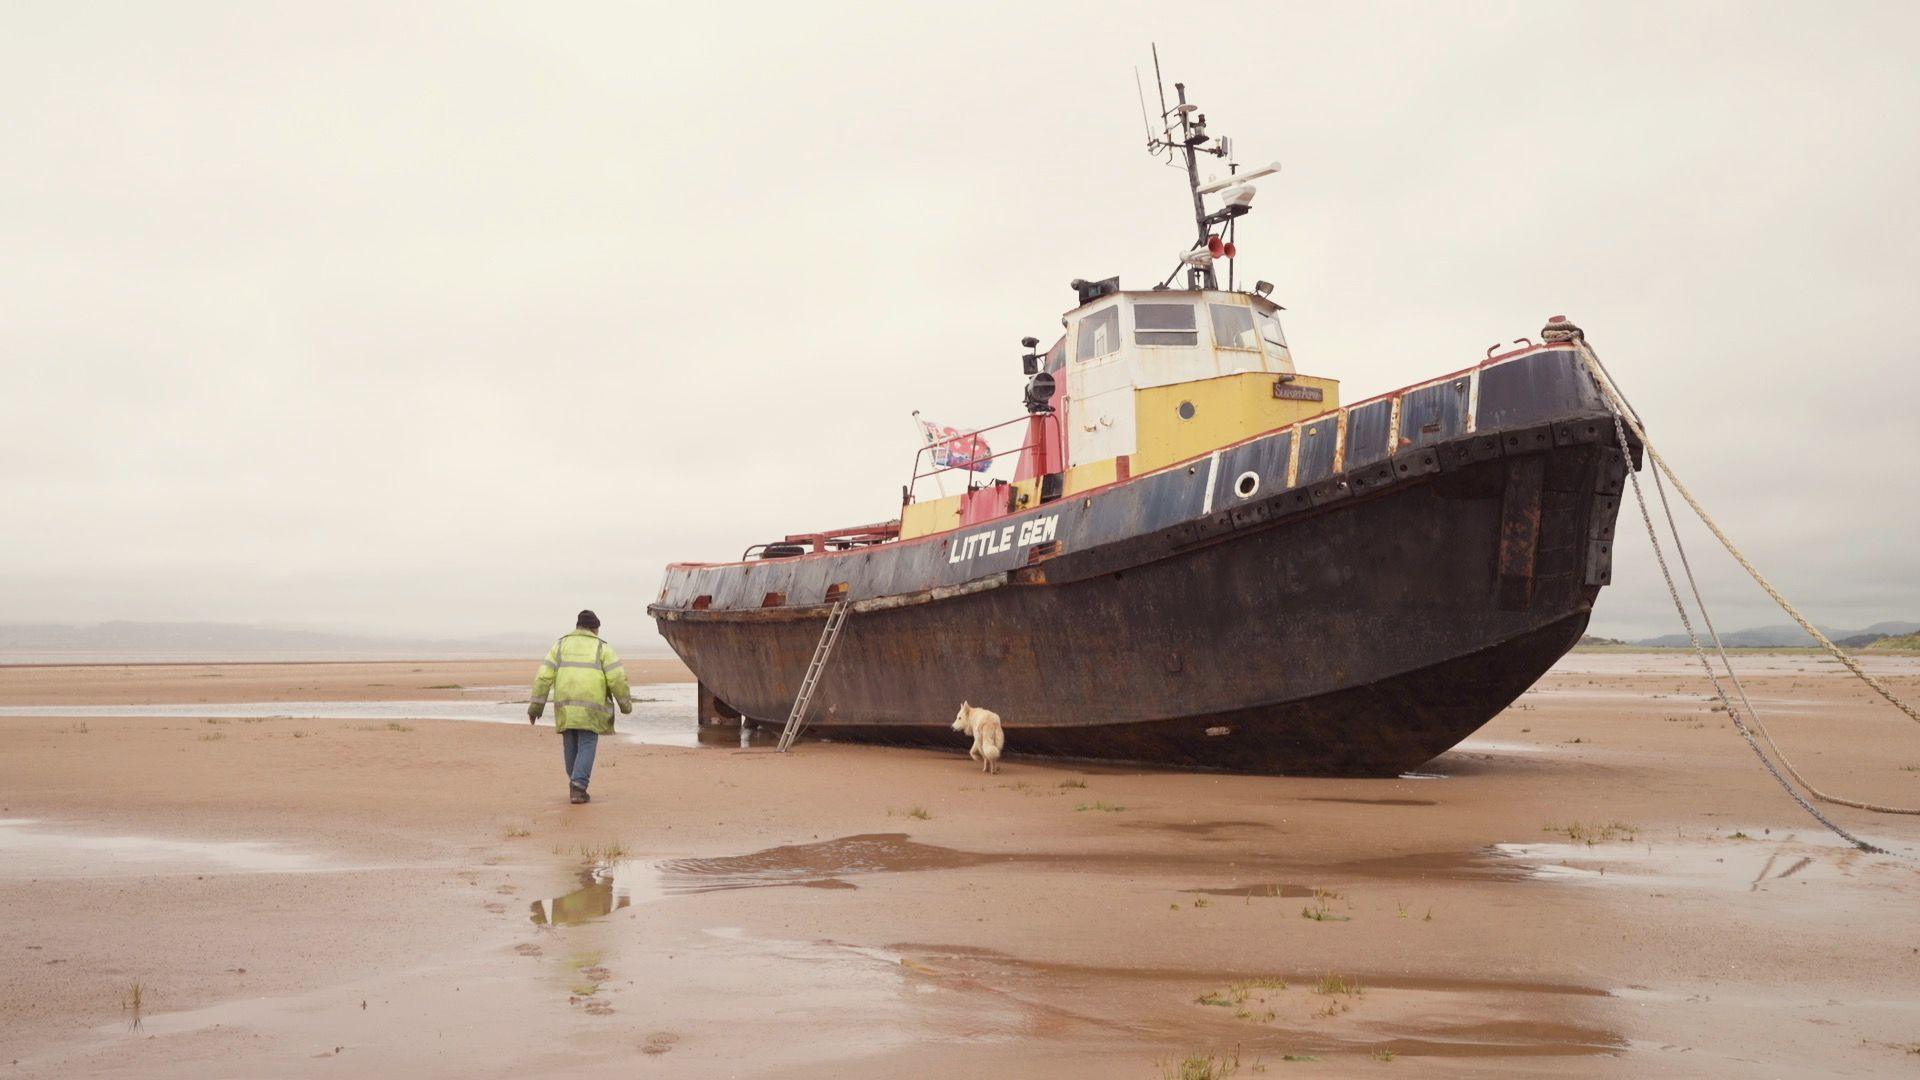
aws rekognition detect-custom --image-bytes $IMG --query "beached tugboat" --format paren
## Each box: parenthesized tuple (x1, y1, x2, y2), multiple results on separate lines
(650, 73, 1635, 776)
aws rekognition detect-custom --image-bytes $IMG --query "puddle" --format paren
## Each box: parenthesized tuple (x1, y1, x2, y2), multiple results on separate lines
(0, 683, 704, 748)
(1182, 882, 1316, 898)
(1397, 771, 1449, 781)
(1117, 820, 1273, 839)
(1298, 797, 1438, 807)
(1489, 837, 1882, 892)
(0, 818, 319, 878)
(659, 833, 996, 892)
(526, 834, 979, 924)
(529, 860, 665, 925)
(888, 942, 1622, 1056)
(1454, 739, 1546, 754)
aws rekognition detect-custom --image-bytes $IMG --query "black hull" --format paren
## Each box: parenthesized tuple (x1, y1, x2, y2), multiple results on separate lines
(653, 346, 1634, 776)
(795, 613, 1589, 776)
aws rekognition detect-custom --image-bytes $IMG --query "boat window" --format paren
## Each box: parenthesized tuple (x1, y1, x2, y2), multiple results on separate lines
(1258, 308, 1288, 351)
(1075, 306, 1120, 361)
(1135, 303, 1198, 346)
(1210, 304, 1259, 350)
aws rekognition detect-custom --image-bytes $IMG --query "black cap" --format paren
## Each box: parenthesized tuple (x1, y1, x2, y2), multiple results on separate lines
(576, 609, 600, 631)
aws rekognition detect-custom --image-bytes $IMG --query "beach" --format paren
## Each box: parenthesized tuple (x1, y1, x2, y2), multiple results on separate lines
(2, 653, 1917, 1077)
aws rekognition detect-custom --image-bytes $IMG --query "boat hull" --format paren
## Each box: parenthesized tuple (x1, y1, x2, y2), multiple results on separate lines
(652, 345, 1633, 776)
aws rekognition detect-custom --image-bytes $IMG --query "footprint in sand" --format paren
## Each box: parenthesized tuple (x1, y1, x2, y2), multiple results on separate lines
(495, 884, 518, 895)
(642, 1033, 680, 1055)
(584, 1000, 614, 1016)
(483, 902, 507, 913)
(514, 943, 542, 957)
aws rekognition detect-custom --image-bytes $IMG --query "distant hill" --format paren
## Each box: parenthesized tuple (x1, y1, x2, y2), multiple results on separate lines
(1633, 620, 1920, 649)
(1870, 633, 1920, 652)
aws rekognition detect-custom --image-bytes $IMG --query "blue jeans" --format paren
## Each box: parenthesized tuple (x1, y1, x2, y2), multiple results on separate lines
(562, 729, 599, 790)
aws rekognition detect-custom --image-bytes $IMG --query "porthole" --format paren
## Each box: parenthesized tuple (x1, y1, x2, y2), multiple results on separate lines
(1177, 400, 1196, 420)
(1235, 471, 1260, 499)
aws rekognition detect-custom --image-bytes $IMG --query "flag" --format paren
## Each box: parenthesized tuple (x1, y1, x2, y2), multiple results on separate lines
(917, 416, 993, 473)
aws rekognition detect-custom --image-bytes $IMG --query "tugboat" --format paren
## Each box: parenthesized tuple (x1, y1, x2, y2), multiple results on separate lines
(650, 71, 1635, 776)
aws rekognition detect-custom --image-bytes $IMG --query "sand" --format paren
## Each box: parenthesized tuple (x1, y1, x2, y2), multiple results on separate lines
(2, 653, 1917, 1077)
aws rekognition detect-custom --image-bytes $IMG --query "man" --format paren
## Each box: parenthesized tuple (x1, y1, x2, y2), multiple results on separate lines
(528, 609, 632, 804)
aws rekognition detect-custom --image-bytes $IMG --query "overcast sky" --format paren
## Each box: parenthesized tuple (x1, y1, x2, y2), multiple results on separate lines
(4, 1, 1917, 647)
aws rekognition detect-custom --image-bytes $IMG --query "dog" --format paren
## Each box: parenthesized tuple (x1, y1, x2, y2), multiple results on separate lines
(951, 701, 1005, 774)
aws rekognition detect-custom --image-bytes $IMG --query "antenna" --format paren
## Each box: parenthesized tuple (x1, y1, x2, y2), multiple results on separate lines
(1138, 49, 1270, 292)
(1134, 67, 1155, 147)
(1151, 44, 1171, 158)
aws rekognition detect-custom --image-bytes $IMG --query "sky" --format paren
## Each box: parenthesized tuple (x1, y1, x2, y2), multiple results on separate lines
(3, 1, 1917, 647)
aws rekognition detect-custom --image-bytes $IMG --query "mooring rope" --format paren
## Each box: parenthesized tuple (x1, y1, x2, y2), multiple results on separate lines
(1552, 327, 1918, 856)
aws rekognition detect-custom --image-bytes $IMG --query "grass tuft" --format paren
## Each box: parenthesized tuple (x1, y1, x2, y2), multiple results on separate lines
(1058, 779, 1088, 789)
(1313, 973, 1362, 997)
(578, 841, 628, 862)
(907, 806, 932, 820)
(1075, 801, 1127, 812)
(1162, 1049, 1242, 1079)
(1542, 820, 1639, 845)
(199, 732, 226, 742)
(1301, 887, 1351, 922)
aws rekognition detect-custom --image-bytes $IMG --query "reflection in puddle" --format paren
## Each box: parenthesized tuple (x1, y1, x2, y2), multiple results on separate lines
(530, 862, 643, 925)
(0, 818, 318, 878)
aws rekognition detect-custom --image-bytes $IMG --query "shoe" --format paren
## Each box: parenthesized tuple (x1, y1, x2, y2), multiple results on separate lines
(569, 784, 589, 804)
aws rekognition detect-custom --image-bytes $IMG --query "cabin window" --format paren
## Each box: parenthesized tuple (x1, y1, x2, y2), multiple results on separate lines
(1075, 306, 1120, 361)
(1210, 304, 1259, 350)
(1134, 303, 1198, 346)
(1258, 308, 1288, 352)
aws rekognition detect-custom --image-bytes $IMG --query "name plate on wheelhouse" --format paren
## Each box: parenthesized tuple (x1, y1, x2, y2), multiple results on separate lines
(1273, 382, 1324, 402)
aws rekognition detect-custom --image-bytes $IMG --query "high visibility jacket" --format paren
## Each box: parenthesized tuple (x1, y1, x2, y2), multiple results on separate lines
(531, 629, 632, 735)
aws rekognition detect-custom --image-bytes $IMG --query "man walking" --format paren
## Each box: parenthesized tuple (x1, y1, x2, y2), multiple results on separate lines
(528, 609, 632, 803)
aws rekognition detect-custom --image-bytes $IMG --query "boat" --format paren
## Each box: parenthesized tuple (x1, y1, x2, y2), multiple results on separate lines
(649, 70, 1636, 776)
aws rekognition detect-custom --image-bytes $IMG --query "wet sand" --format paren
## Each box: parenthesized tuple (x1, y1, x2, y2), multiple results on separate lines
(2, 654, 1918, 1077)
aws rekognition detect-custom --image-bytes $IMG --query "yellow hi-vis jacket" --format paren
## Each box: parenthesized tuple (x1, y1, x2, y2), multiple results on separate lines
(530, 629, 632, 735)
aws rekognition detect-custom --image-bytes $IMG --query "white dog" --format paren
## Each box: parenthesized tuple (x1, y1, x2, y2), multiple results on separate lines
(951, 701, 1005, 774)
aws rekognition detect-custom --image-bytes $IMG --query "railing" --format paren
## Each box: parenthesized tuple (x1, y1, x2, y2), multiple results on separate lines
(905, 413, 1057, 504)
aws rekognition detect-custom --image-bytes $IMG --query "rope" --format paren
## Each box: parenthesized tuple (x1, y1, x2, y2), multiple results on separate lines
(1562, 333, 1918, 855)
(1579, 343, 1920, 728)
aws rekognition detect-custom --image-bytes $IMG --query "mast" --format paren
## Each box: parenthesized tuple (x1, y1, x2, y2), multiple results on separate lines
(1172, 82, 1216, 289)
(1143, 51, 1279, 292)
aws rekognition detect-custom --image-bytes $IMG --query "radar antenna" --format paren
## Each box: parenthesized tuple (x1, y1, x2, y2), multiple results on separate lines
(1141, 48, 1280, 291)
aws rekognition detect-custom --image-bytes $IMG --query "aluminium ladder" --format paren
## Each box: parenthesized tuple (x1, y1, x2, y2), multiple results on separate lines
(776, 599, 850, 752)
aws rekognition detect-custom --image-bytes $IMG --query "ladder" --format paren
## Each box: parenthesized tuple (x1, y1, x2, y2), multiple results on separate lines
(776, 599, 850, 752)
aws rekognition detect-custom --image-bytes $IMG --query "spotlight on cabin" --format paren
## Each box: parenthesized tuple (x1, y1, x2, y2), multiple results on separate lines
(1023, 371, 1056, 414)
(1253, 280, 1275, 298)
(1020, 336, 1042, 375)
